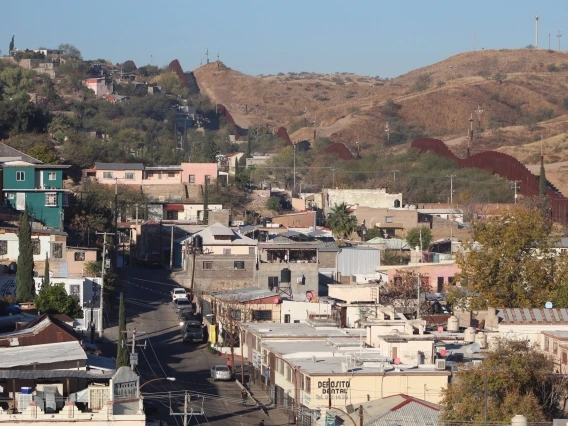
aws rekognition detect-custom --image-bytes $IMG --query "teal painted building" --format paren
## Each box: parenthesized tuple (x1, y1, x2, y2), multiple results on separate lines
(2, 161, 70, 230)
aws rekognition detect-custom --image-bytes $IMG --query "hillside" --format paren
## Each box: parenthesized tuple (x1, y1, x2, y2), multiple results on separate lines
(194, 49, 568, 147)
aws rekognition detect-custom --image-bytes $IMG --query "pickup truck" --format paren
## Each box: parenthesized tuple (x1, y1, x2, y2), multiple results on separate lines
(181, 320, 204, 343)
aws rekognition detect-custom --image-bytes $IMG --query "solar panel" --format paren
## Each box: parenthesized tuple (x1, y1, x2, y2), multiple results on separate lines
(534, 309, 543, 321)
(523, 308, 532, 322)
(553, 310, 561, 322)
(514, 308, 523, 322)
(544, 310, 553, 322)
(561, 309, 568, 321)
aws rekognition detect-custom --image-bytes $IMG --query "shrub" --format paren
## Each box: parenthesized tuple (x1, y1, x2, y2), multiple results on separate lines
(412, 73, 432, 92)
(547, 63, 559, 72)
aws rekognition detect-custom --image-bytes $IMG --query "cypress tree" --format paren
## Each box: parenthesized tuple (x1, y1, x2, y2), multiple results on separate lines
(234, 156, 240, 181)
(539, 161, 547, 196)
(43, 253, 50, 288)
(16, 205, 35, 302)
(116, 292, 129, 368)
(9, 35, 14, 53)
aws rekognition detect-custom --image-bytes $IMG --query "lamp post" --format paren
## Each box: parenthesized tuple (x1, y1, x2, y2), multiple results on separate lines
(139, 377, 176, 391)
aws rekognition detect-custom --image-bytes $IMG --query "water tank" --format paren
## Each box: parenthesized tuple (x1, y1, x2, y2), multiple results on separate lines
(511, 415, 528, 426)
(193, 235, 203, 250)
(431, 301, 442, 314)
(447, 316, 459, 332)
(464, 327, 477, 343)
(475, 331, 487, 349)
(281, 268, 291, 283)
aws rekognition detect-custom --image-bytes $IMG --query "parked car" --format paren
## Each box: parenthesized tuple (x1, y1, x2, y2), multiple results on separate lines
(171, 288, 188, 302)
(177, 309, 196, 326)
(210, 365, 232, 381)
(172, 298, 192, 313)
(139, 253, 162, 268)
(181, 320, 204, 343)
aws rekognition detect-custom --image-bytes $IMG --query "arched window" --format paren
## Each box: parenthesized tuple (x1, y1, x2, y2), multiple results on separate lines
(394, 200, 401, 208)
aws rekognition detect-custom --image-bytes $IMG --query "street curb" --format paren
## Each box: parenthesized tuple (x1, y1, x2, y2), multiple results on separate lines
(236, 379, 269, 416)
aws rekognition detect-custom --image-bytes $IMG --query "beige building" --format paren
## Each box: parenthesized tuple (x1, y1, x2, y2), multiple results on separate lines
(541, 331, 568, 373)
(354, 206, 420, 238)
(318, 189, 402, 214)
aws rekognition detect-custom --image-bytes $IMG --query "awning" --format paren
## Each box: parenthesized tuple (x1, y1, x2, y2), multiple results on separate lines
(164, 204, 185, 212)
(68, 387, 89, 403)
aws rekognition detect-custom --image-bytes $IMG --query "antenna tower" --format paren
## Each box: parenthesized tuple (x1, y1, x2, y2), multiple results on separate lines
(534, 16, 539, 48)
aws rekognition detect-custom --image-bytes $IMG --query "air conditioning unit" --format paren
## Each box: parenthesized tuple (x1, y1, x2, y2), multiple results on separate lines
(436, 359, 446, 371)
(345, 404, 355, 414)
(472, 359, 483, 367)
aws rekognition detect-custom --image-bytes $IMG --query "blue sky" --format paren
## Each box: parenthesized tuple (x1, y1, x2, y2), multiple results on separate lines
(4, 0, 568, 78)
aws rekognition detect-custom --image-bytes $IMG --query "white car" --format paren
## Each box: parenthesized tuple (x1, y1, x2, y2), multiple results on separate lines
(171, 288, 188, 301)
(210, 365, 232, 381)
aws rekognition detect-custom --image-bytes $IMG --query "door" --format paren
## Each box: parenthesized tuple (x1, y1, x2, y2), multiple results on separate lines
(392, 347, 398, 360)
(284, 314, 291, 324)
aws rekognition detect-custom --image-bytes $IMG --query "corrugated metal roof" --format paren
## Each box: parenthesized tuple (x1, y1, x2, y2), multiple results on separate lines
(0, 341, 86, 368)
(211, 287, 278, 303)
(500, 308, 568, 325)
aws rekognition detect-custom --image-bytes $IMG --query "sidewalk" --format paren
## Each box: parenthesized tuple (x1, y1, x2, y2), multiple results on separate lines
(244, 380, 294, 425)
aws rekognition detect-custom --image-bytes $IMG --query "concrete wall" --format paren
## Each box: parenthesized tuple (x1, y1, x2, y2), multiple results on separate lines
(386, 263, 459, 292)
(375, 336, 435, 364)
(66, 248, 98, 276)
(272, 211, 315, 228)
(355, 207, 418, 234)
(143, 170, 182, 184)
(322, 189, 402, 212)
(257, 262, 319, 297)
(318, 251, 337, 269)
(95, 169, 143, 185)
(280, 301, 332, 323)
(328, 284, 379, 304)
(188, 254, 256, 293)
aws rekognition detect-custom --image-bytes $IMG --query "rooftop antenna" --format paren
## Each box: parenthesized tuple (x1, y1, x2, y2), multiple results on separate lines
(557, 30, 562, 52)
(205, 48, 209, 64)
(534, 15, 539, 48)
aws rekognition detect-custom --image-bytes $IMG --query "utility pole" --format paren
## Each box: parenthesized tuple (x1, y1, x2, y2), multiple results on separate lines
(89, 299, 95, 343)
(130, 328, 137, 370)
(359, 404, 364, 426)
(417, 271, 421, 320)
(534, 15, 539, 48)
(446, 175, 457, 205)
(169, 225, 174, 269)
(467, 114, 474, 158)
(328, 377, 332, 409)
(114, 178, 119, 268)
(183, 391, 189, 426)
(510, 180, 521, 203)
(96, 231, 114, 337)
(293, 143, 297, 196)
(558, 30, 562, 52)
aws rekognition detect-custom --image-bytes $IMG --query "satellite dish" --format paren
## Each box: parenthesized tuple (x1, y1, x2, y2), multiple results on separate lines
(545, 301, 553, 309)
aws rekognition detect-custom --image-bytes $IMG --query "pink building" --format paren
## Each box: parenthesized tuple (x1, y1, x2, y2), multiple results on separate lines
(181, 163, 218, 184)
(84, 78, 113, 97)
(83, 162, 217, 186)
(387, 262, 460, 293)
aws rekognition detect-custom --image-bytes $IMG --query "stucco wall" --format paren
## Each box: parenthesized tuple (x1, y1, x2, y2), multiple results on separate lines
(257, 262, 319, 297)
(181, 163, 218, 184)
(323, 189, 402, 212)
(280, 301, 332, 323)
(95, 169, 143, 185)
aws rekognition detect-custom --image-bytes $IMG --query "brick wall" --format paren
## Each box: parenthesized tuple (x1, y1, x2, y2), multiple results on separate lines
(257, 262, 319, 296)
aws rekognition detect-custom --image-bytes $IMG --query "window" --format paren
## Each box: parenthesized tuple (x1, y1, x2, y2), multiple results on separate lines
(103, 172, 113, 179)
(305, 376, 311, 394)
(234, 261, 245, 270)
(69, 284, 80, 302)
(286, 366, 291, 382)
(437, 277, 444, 293)
(168, 172, 175, 178)
(45, 192, 57, 207)
(189, 175, 196, 183)
(252, 310, 272, 321)
(147, 172, 153, 178)
(47, 172, 56, 181)
(300, 374, 305, 390)
(230, 309, 241, 321)
(385, 216, 393, 223)
(563, 352, 568, 365)
(6, 193, 14, 200)
(249, 247, 255, 255)
(74, 251, 85, 261)
(32, 240, 41, 255)
(279, 359, 284, 374)
(52, 243, 63, 259)
(124, 173, 135, 180)
(554, 340, 558, 355)
(268, 276, 279, 290)
(16, 171, 25, 181)
(223, 248, 232, 255)
(0, 241, 7, 255)
(544, 337, 550, 351)
(448, 276, 455, 285)
(203, 261, 213, 270)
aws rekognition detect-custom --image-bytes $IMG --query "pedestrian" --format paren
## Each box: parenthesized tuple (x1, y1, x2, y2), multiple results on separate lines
(259, 420, 265, 426)
(241, 388, 248, 407)
(227, 356, 233, 371)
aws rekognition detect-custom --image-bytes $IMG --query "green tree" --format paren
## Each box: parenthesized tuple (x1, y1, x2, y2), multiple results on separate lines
(0, 67, 35, 97)
(16, 205, 35, 302)
(452, 205, 568, 310)
(405, 226, 432, 250)
(27, 144, 59, 164)
(116, 292, 129, 368)
(540, 161, 547, 196)
(327, 202, 357, 239)
(43, 253, 50, 288)
(35, 283, 83, 318)
(266, 196, 282, 213)
(58, 43, 82, 60)
(492, 71, 507, 84)
(440, 339, 559, 422)
(364, 227, 382, 240)
(9, 35, 14, 53)
(234, 156, 240, 181)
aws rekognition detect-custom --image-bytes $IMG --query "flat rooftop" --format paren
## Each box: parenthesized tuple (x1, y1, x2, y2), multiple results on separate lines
(242, 322, 366, 339)
(0, 340, 86, 369)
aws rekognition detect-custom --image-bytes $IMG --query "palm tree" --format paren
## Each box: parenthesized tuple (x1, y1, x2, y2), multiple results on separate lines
(327, 202, 357, 239)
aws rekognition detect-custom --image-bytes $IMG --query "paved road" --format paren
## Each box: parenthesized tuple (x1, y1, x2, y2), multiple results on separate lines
(102, 265, 278, 426)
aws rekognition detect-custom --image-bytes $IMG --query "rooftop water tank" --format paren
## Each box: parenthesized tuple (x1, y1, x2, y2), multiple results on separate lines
(447, 316, 459, 332)
(475, 331, 487, 349)
(464, 327, 477, 343)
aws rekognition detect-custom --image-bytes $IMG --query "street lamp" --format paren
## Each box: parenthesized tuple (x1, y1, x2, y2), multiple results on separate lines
(139, 377, 176, 391)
